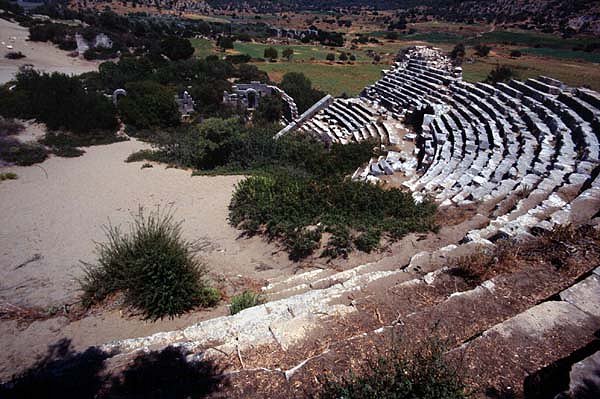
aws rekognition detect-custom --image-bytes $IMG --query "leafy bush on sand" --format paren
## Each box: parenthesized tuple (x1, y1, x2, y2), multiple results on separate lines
(229, 173, 436, 260)
(80, 207, 219, 320)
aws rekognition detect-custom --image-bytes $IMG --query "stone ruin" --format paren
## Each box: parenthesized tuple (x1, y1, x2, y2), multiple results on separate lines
(223, 81, 299, 123)
(85, 46, 600, 397)
(175, 90, 195, 117)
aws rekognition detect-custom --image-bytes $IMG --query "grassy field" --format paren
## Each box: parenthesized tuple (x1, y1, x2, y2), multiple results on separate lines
(519, 47, 600, 63)
(190, 38, 217, 59)
(190, 29, 600, 95)
(469, 29, 600, 49)
(462, 52, 600, 91)
(255, 61, 385, 96)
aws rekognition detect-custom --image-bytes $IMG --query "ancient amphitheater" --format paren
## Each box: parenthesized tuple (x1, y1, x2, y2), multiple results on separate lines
(99, 47, 599, 397)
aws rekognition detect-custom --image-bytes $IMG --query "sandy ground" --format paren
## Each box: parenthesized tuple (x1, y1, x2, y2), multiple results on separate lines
(0, 137, 301, 380)
(0, 18, 100, 84)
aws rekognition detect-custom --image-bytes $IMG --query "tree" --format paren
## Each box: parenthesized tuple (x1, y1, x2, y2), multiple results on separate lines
(326, 53, 335, 61)
(118, 81, 180, 129)
(450, 43, 465, 61)
(254, 95, 284, 123)
(339, 52, 348, 61)
(510, 50, 522, 57)
(0, 70, 118, 135)
(236, 63, 269, 83)
(385, 31, 399, 40)
(280, 72, 326, 114)
(474, 44, 491, 57)
(282, 47, 294, 61)
(264, 47, 278, 60)
(160, 37, 194, 61)
(195, 117, 242, 168)
(217, 36, 234, 50)
(485, 64, 518, 84)
(349, 54, 356, 61)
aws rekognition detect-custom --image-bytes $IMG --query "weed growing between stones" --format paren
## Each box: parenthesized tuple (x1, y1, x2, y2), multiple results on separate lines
(319, 338, 467, 399)
(229, 291, 265, 315)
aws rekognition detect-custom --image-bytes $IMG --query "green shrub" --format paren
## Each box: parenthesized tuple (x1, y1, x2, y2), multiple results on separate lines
(229, 290, 265, 315)
(0, 172, 18, 181)
(354, 229, 381, 253)
(0, 70, 119, 135)
(125, 149, 168, 163)
(80, 207, 220, 320)
(118, 81, 180, 129)
(0, 140, 49, 166)
(0, 117, 24, 137)
(286, 228, 322, 260)
(485, 64, 519, 84)
(229, 173, 436, 259)
(280, 72, 326, 113)
(322, 225, 353, 259)
(319, 339, 467, 399)
(263, 47, 278, 60)
(52, 146, 85, 158)
(41, 132, 127, 148)
(474, 44, 491, 57)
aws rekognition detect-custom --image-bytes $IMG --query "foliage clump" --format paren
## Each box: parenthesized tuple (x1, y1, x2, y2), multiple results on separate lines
(0, 172, 18, 181)
(0, 70, 118, 135)
(229, 171, 436, 260)
(0, 139, 49, 166)
(279, 72, 326, 113)
(319, 339, 467, 399)
(485, 64, 519, 84)
(80, 207, 219, 320)
(229, 290, 265, 315)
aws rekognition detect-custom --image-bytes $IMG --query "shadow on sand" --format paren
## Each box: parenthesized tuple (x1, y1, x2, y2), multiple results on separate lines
(0, 338, 227, 398)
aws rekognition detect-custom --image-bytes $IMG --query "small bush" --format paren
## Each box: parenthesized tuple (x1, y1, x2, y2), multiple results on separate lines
(485, 64, 519, 84)
(52, 146, 85, 158)
(322, 225, 353, 259)
(0, 139, 49, 166)
(474, 44, 491, 57)
(319, 338, 467, 399)
(41, 131, 127, 148)
(5, 51, 25, 59)
(0, 117, 24, 137)
(126, 149, 167, 163)
(229, 290, 265, 315)
(80, 207, 220, 320)
(0, 172, 18, 181)
(141, 162, 153, 169)
(510, 50, 522, 58)
(286, 228, 322, 260)
(354, 229, 381, 253)
(263, 47, 278, 60)
(230, 173, 436, 260)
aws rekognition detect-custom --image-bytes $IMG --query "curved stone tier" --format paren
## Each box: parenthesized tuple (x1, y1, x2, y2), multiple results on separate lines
(81, 46, 600, 397)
